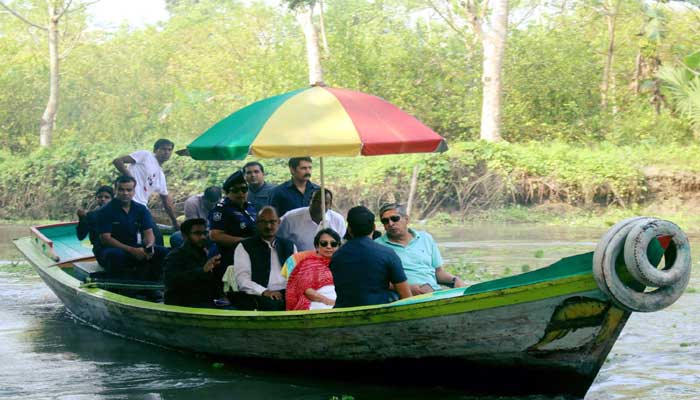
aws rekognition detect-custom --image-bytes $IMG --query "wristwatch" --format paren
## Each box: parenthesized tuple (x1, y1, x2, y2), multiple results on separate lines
(451, 276, 458, 286)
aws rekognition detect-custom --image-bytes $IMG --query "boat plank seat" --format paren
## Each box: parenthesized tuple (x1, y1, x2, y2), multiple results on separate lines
(73, 261, 107, 282)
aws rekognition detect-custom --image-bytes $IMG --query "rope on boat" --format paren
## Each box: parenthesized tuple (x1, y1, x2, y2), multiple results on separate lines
(80, 281, 164, 291)
(592, 217, 691, 312)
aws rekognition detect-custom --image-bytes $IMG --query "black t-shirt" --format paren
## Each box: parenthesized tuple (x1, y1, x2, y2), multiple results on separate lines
(330, 236, 407, 308)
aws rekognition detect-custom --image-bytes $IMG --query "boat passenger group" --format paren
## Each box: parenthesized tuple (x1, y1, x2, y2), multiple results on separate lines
(76, 139, 467, 311)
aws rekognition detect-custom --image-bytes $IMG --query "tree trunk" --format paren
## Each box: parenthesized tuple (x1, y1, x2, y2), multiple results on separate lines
(633, 49, 642, 95)
(296, 6, 324, 85)
(480, 0, 508, 142)
(600, 0, 620, 111)
(318, 0, 330, 57)
(39, 5, 60, 147)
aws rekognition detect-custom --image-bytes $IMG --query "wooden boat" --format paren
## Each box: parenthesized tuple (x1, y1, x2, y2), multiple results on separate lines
(13, 217, 691, 397)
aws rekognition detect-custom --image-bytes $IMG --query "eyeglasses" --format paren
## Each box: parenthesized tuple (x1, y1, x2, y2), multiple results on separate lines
(258, 219, 278, 225)
(229, 185, 248, 194)
(319, 240, 339, 248)
(191, 230, 209, 236)
(380, 215, 402, 225)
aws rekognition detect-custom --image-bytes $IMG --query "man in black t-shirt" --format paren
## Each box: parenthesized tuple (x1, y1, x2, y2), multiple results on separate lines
(330, 206, 412, 308)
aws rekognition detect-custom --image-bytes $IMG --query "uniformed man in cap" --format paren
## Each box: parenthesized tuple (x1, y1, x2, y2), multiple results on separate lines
(209, 170, 257, 283)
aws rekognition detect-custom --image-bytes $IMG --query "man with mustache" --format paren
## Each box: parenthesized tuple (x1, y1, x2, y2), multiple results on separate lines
(270, 157, 320, 218)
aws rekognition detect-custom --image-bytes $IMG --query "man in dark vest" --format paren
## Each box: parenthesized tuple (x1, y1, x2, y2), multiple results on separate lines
(231, 206, 296, 311)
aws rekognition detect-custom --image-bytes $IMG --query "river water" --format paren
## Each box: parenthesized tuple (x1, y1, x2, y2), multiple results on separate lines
(1, 223, 699, 400)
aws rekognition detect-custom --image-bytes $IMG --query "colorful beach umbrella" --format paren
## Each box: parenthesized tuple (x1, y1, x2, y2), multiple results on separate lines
(187, 86, 447, 160)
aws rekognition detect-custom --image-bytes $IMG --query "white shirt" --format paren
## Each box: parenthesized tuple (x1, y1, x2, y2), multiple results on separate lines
(233, 239, 295, 295)
(129, 150, 168, 207)
(278, 207, 347, 251)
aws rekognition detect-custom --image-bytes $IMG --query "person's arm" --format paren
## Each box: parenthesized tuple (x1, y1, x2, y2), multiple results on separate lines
(142, 228, 155, 248)
(435, 267, 467, 288)
(233, 245, 268, 295)
(160, 194, 179, 228)
(100, 233, 147, 260)
(183, 197, 198, 220)
(112, 155, 136, 176)
(210, 229, 246, 248)
(76, 210, 89, 240)
(394, 281, 412, 299)
(304, 288, 335, 306)
(165, 252, 219, 288)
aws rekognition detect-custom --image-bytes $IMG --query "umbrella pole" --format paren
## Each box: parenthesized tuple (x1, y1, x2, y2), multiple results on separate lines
(320, 156, 327, 229)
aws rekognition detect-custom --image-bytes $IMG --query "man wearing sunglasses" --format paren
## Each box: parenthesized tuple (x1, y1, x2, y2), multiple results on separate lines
(163, 218, 222, 307)
(209, 170, 257, 285)
(376, 203, 466, 295)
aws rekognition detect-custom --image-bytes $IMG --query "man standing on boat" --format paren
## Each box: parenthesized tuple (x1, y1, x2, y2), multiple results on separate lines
(243, 161, 277, 213)
(112, 138, 179, 245)
(209, 170, 257, 278)
(270, 157, 320, 217)
(376, 203, 466, 295)
(231, 206, 296, 311)
(163, 218, 221, 307)
(76, 185, 113, 247)
(330, 206, 412, 308)
(95, 176, 169, 280)
(277, 188, 346, 251)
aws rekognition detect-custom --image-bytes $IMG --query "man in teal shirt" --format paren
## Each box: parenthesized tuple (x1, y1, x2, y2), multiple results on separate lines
(375, 203, 467, 295)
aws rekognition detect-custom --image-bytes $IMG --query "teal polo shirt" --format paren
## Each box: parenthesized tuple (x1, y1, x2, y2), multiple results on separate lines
(375, 229, 443, 290)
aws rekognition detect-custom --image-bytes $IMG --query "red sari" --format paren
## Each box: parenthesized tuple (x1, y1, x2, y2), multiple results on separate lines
(285, 254, 334, 311)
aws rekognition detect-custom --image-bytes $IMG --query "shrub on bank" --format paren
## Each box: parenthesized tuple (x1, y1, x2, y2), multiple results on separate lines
(1, 140, 699, 221)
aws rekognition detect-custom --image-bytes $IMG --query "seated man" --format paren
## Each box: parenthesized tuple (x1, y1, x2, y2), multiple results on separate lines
(170, 186, 222, 248)
(209, 170, 257, 277)
(95, 176, 169, 281)
(375, 203, 466, 295)
(232, 206, 296, 311)
(277, 188, 346, 251)
(330, 206, 411, 308)
(76, 185, 113, 246)
(163, 218, 222, 307)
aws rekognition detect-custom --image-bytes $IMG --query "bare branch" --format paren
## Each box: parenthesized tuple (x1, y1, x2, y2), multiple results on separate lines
(56, 0, 74, 20)
(426, 0, 470, 40)
(0, 1, 48, 31)
(65, 0, 101, 15)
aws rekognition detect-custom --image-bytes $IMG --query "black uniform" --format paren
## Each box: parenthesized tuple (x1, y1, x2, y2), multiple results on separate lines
(208, 197, 256, 277)
(163, 241, 218, 307)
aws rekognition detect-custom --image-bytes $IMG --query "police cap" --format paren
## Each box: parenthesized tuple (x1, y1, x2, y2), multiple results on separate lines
(223, 170, 246, 192)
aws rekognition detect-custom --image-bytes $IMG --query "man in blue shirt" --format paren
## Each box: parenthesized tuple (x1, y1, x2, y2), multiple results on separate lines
(330, 206, 411, 308)
(270, 157, 320, 217)
(209, 170, 257, 277)
(95, 176, 169, 281)
(244, 161, 277, 213)
(376, 203, 466, 295)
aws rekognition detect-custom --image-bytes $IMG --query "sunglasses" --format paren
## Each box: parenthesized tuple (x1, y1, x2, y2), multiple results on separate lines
(380, 215, 402, 225)
(258, 219, 279, 225)
(191, 230, 209, 236)
(319, 240, 339, 248)
(229, 185, 248, 194)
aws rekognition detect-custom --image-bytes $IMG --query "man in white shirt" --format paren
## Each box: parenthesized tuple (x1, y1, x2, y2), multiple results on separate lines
(113, 139, 179, 245)
(277, 189, 346, 251)
(232, 206, 297, 311)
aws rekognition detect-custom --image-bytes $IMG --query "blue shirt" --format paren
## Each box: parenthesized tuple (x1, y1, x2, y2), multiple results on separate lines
(247, 182, 277, 215)
(95, 199, 155, 256)
(208, 197, 256, 266)
(330, 236, 407, 308)
(376, 229, 444, 290)
(270, 179, 320, 217)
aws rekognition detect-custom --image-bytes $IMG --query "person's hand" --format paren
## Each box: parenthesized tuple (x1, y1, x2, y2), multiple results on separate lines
(262, 290, 283, 300)
(203, 254, 221, 273)
(129, 247, 147, 261)
(453, 277, 467, 288)
(322, 297, 335, 306)
(77, 209, 87, 218)
(410, 283, 433, 295)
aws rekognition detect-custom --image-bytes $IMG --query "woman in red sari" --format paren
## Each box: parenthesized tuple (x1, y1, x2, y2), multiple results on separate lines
(286, 228, 341, 310)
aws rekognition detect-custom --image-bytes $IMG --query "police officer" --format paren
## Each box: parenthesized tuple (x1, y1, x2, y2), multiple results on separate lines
(209, 170, 257, 282)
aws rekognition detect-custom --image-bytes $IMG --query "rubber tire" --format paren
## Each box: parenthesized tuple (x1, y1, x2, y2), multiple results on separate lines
(593, 217, 651, 300)
(623, 219, 691, 288)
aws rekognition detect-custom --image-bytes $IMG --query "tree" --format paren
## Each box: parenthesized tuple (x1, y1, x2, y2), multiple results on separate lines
(286, 0, 324, 85)
(0, 0, 87, 147)
(426, 0, 509, 142)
